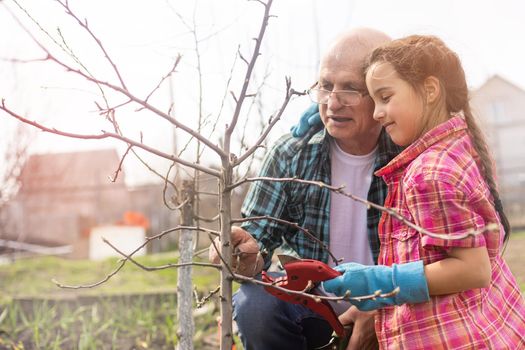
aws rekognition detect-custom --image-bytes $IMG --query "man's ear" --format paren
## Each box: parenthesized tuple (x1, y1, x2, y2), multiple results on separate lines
(423, 76, 441, 104)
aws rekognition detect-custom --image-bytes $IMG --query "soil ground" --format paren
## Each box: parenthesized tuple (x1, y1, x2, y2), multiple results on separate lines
(502, 230, 525, 290)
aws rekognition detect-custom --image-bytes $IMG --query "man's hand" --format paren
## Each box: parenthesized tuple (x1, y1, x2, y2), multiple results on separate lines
(339, 307, 378, 350)
(208, 226, 264, 277)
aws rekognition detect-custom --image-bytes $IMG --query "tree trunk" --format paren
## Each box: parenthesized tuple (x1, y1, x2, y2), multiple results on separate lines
(177, 180, 195, 350)
(219, 159, 233, 350)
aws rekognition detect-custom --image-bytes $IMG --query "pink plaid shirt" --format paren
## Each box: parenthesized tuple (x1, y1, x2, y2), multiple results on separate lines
(375, 116, 525, 349)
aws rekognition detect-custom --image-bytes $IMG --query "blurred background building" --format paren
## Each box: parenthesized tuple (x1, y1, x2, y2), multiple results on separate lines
(471, 75, 525, 228)
(1, 148, 248, 259)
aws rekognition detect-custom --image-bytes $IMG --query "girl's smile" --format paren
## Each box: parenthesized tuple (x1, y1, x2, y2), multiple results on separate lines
(382, 121, 395, 131)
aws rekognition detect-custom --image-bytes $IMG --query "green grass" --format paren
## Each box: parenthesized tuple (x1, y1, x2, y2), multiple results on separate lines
(0, 253, 219, 300)
(504, 229, 525, 291)
(0, 252, 223, 349)
(0, 294, 185, 349)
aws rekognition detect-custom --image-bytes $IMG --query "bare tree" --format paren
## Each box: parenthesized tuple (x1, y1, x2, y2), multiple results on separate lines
(1, 1, 293, 348)
(0, 1, 495, 349)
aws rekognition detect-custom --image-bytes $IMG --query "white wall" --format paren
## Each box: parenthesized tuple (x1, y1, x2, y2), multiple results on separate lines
(89, 225, 146, 261)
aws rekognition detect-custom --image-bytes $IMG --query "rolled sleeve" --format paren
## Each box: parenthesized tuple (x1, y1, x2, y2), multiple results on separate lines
(404, 176, 487, 249)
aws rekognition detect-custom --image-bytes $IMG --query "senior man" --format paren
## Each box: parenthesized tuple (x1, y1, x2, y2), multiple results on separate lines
(210, 27, 401, 350)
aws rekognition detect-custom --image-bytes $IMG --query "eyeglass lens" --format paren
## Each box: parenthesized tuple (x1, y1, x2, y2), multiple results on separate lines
(310, 89, 361, 106)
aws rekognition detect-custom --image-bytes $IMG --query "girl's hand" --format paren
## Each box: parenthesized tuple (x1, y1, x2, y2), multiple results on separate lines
(323, 261, 429, 311)
(425, 246, 491, 295)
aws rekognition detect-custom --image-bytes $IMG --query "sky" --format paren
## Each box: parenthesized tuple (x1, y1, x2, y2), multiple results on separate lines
(1, 0, 525, 185)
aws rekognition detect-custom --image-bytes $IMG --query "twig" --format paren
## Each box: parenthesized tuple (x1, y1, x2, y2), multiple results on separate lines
(52, 260, 126, 289)
(53, 225, 222, 289)
(141, 55, 182, 107)
(194, 214, 220, 223)
(229, 177, 499, 240)
(96, 99, 175, 193)
(108, 145, 131, 182)
(232, 273, 400, 303)
(232, 215, 341, 265)
(208, 233, 236, 278)
(102, 238, 220, 271)
(233, 78, 303, 166)
(235, 65, 272, 177)
(54, 0, 128, 89)
(196, 285, 221, 308)
(193, 246, 210, 257)
(161, 162, 181, 210)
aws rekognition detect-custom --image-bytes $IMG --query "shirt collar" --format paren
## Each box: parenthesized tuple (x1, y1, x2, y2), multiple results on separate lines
(307, 127, 328, 145)
(307, 127, 401, 171)
(376, 114, 468, 177)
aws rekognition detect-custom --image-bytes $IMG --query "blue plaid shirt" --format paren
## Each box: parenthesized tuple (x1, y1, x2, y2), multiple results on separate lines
(241, 127, 401, 267)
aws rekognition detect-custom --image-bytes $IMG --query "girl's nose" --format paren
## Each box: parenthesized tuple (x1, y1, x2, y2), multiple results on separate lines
(373, 109, 386, 121)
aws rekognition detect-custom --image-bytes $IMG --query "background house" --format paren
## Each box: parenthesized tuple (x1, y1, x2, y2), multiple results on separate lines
(4, 149, 248, 259)
(6, 149, 182, 258)
(7, 149, 133, 258)
(470, 75, 525, 228)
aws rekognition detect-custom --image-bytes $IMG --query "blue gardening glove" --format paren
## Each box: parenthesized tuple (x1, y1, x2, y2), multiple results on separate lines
(290, 103, 322, 137)
(323, 261, 429, 311)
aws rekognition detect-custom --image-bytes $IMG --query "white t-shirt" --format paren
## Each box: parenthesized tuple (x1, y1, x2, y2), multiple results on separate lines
(329, 138, 377, 267)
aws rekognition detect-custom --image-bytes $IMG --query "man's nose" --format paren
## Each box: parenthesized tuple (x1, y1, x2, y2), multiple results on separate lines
(327, 92, 343, 111)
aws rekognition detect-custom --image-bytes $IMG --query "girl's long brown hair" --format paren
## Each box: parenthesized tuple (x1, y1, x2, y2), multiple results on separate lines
(367, 35, 511, 243)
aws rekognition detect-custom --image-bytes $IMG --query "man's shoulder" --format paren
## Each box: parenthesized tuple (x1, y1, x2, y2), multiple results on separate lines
(269, 127, 326, 158)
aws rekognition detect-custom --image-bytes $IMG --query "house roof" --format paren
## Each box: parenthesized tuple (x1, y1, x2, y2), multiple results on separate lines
(472, 74, 525, 96)
(19, 149, 126, 193)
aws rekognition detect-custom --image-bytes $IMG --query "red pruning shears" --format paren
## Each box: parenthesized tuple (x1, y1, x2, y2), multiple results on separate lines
(261, 255, 347, 337)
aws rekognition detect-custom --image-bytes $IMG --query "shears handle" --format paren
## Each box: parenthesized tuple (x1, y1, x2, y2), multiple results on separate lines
(261, 260, 346, 337)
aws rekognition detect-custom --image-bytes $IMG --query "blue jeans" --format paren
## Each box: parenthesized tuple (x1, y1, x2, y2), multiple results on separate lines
(233, 273, 333, 350)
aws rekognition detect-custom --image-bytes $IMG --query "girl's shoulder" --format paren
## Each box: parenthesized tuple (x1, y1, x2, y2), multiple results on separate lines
(404, 134, 483, 193)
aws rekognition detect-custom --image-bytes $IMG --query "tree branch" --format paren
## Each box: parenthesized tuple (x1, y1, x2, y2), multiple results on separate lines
(232, 273, 400, 304)
(232, 215, 340, 265)
(3, 10, 227, 158)
(225, 0, 273, 137)
(52, 225, 221, 289)
(103, 238, 220, 271)
(54, 0, 128, 89)
(229, 177, 499, 240)
(0, 101, 221, 178)
(196, 285, 221, 308)
(233, 78, 303, 166)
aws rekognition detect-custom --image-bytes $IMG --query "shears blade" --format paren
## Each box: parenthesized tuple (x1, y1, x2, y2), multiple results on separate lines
(277, 254, 301, 267)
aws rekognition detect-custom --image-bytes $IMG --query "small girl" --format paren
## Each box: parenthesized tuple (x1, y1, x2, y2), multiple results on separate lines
(324, 35, 525, 349)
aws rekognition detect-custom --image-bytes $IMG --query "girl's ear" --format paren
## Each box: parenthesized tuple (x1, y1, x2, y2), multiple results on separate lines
(423, 76, 441, 104)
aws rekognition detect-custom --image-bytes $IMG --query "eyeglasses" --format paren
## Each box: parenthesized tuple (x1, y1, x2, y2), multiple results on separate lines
(307, 84, 369, 107)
